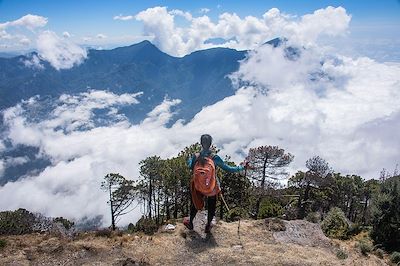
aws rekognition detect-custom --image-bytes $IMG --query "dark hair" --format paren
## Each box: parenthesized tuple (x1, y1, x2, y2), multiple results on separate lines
(198, 134, 212, 165)
(200, 134, 212, 150)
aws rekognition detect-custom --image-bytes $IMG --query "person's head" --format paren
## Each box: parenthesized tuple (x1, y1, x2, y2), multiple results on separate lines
(200, 134, 212, 150)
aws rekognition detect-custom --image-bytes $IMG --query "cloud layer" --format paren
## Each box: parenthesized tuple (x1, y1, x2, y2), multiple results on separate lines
(0, 14, 88, 70)
(1, 5, 399, 228)
(0, 14, 48, 51)
(0, 14, 48, 31)
(36, 31, 87, 70)
(1, 44, 399, 226)
(134, 6, 350, 56)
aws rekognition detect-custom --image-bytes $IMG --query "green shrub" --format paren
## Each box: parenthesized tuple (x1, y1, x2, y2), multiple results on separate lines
(336, 248, 348, 260)
(258, 199, 283, 219)
(370, 176, 400, 251)
(0, 239, 6, 249)
(134, 217, 158, 235)
(373, 248, 385, 259)
(0, 209, 36, 235)
(347, 223, 362, 237)
(95, 228, 112, 238)
(358, 239, 373, 256)
(305, 212, 321, 223)
(391, 251, 400, 264)
(53, 217, 74, 230)
(320, 207, 349, 239)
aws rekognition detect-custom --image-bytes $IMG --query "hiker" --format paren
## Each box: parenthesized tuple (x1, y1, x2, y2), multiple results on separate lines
(184, 134, 245, 233)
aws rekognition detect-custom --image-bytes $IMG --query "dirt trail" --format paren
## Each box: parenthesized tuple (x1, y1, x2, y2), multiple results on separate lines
(0, 215, 388, 265)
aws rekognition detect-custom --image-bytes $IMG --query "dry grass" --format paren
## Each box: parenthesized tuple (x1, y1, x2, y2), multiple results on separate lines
(0, 216, 389, 266)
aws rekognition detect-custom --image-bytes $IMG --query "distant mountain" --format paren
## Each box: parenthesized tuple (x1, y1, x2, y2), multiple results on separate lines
(0, 40, 247, 123)
(265, 37, 301, 61)
(0, 41, 247, 183)
(1, 39, 302, 183)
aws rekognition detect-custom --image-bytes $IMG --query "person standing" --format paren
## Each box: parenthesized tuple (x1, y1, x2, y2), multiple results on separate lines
(184, 134, 244, 233)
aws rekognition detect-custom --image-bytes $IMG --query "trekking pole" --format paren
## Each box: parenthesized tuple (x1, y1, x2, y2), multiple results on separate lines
(220, 193, 230, 212)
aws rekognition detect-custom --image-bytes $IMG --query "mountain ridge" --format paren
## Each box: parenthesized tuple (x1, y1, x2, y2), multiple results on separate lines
(0, 40, 247, 123)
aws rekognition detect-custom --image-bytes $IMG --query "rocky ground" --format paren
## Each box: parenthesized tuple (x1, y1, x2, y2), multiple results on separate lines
(0, 213, 389, 265)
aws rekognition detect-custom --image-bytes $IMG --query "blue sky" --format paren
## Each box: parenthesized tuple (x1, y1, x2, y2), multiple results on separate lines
(2, 0, 399, 24)
(0, 0, 399, 60)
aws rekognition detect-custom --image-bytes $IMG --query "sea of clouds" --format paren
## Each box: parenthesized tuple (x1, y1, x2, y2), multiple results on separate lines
(1, 6, 399, 226)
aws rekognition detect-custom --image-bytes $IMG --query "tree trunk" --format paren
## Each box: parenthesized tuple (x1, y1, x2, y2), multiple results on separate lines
(255, 157, 268, 218)
(298, 181, 310, 219)
(156, 188, 160, 225)
(153, 186, 157, 220)
(173, 190, 178, 219)
(109, 183, 116, 230)
(362, 195, 369, 225)
(348, 197, 354, 221)
(148, 177, 152, 219)
(166, 196, 170, 221)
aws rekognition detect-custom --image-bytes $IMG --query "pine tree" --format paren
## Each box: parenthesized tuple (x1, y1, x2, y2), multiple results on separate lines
(101, 173, 136, 230)
(245, 145, 294, 218)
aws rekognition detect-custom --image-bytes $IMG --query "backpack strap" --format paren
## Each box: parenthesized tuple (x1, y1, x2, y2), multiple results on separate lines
(191, 153, 200, 170)
(191, 152, 215, 170)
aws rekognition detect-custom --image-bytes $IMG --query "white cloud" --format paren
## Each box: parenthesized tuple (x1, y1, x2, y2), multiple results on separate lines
(0, 91, 177, 224)
(170, 9, 193, 21)
(4, 156, 29, 167)
(134, 6, 351, 56)
(96, 33, 107, 39)
(0, 14, 48, 31)
(0, 153, 29, 179)
(0, 14, 48, 53)
(19, 37, 31, 45)
(0, 15, 88, 68)
(229, 44, 400, 176)
(1, 6, 398, 228)
(2, 45, 400, 224)
(289, 6, 351, 45)
(82, 36, 92, 42)
(113, 14, 134, 21)
(0, 30, 12, 40)
(1, 14, 47, 49)
(63, 31, 71, 38)
(22, 54, 44, 69)
(36, 30, 87, 70)
(135, 7, 184, 55)
(141, 98, 181, 127)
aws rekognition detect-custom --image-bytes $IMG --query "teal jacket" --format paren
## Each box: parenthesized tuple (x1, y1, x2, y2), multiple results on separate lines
(187, 150, 244, 172)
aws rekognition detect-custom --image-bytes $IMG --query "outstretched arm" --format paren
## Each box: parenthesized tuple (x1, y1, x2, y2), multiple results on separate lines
(213, 155, 244, 173)
(187, 154, 197, 170)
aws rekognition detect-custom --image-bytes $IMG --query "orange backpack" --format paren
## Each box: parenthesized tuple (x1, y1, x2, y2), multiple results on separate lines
(192, 155, 219, 196)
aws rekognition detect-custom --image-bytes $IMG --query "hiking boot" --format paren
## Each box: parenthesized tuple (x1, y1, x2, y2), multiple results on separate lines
(205, 223, 212, 234)
(183, 217, 194, 230)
